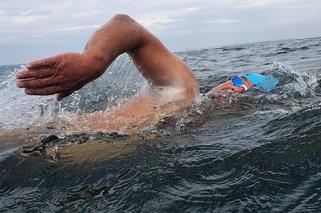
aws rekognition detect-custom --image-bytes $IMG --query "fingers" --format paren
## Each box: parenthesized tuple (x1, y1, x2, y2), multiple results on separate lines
(24, 86, 64, 96)
(57, 83, 84, 101)
(233, 87, 245, 93)
(26, 56, 57, 69)
(56, 91, 73, 101)
(16, 78, 58, 89)
(16, 68, 53, 80)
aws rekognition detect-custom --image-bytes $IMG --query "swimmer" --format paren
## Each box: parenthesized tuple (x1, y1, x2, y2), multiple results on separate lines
(16, 14, 198, 132)
(207, 73, 279, 95)
(15, 14, 278, 132)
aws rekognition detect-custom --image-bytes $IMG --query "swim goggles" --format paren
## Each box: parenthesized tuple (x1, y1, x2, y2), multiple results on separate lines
(231, 76, 248, 91)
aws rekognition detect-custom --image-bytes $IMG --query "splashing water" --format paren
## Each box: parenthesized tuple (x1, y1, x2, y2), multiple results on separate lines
(267, 62, 320, 98)
(0, 54, 147, 133)
(1, 37, 321, 212)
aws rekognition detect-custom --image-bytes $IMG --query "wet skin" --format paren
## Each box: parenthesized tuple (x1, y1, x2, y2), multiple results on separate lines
(16, 14, 199, 132)
(206, 77, 254, 95)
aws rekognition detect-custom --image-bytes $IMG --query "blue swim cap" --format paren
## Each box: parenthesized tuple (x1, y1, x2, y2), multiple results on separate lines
(241, 73, 279, 92)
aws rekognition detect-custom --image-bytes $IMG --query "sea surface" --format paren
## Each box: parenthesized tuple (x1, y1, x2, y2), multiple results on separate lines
(1, 37, 321, 212)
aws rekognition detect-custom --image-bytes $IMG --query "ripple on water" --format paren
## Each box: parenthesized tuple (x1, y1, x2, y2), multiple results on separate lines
(1, 37, 321, 212)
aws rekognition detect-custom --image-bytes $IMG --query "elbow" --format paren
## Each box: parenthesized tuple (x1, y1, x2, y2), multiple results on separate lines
(111, 14, 134, 25)
(110, 14, 144, 49)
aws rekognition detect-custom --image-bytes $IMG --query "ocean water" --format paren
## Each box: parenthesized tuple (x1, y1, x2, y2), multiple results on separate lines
(0, 37, 321, 212)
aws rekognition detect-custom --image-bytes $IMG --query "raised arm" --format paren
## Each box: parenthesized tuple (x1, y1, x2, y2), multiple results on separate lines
(16, 14, 198, 102)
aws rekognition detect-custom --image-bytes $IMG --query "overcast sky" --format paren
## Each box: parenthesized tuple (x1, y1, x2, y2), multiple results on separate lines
(0, 0, 320, 65)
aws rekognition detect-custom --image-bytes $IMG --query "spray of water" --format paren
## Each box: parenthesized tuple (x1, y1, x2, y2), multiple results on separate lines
(0, 54, 147, 133)
(266, 62, 320, 98)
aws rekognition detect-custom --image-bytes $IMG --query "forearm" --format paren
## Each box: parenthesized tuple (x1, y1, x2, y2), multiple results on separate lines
(16, 14, 198, 102)
(83, 14, 145, 71)
(83, 14, 197, 90)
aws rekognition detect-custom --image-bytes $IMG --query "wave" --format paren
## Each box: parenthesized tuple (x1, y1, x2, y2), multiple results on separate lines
(0, 55, 147, 133)
(1, 60, 320, 139)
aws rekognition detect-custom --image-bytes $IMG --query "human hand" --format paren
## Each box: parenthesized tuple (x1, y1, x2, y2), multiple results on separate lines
(208, 81, 246, 94)
(16, 52, 107, 101)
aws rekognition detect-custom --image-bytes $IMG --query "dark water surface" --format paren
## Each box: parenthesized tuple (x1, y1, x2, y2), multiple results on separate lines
(1, 37, 321, 212)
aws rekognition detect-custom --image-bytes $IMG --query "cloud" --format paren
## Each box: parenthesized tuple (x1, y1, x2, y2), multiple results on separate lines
(0, 10, 7, 15)
(237, 0, 305, 8)
(137, 16, 175, 29)
(204, 19, 244, 24)
(0, 0, 320, 64)
(52, 25, 101, 33)
(135, 7, 201, 29)
(234, 0, 321, 14)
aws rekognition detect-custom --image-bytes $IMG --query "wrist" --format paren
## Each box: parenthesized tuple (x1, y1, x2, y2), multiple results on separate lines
(82, 50, 108, 74)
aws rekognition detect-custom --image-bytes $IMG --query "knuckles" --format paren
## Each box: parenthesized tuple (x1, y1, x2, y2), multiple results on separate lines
(24, 89, 32, 95)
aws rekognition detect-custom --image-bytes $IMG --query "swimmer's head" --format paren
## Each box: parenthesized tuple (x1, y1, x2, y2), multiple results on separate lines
(241, 73, 279, 92)
(208, 72, 279, 95)
(208, 75, 254, 94)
